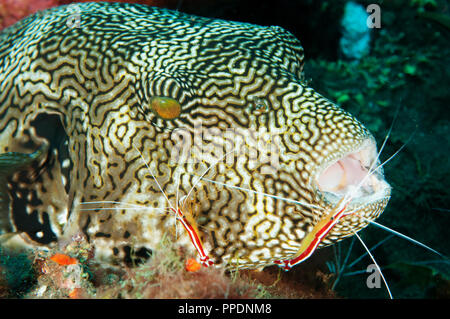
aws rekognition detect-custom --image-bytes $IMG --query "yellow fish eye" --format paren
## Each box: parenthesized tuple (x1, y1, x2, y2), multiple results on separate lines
(149, 96, 181, 120)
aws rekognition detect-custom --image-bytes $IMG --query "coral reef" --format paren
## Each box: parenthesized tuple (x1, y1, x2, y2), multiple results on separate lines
(0, 0, 179, 30)
(0, 247, 36, 298)
(0, 233, 336, 299)
(0, 0, 58, 29)
(339, 1, 371, 60)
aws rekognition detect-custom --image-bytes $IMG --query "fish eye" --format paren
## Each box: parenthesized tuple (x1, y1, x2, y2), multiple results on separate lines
(149, 96, 182, 120)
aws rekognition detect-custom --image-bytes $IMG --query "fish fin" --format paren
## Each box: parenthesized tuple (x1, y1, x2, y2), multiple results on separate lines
(0, 146, 47, 176)
(0, 112, 71, 245)
(0, 146, 48, 234)
(0, 232, 44, 251)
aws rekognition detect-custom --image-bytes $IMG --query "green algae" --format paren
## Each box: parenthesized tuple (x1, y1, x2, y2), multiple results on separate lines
(303, 0, 450, 298)
(0, 247, 36, 298)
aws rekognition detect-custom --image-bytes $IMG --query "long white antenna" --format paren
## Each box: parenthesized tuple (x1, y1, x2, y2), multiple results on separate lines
(353, 230, 393, 299)
(183, 148, 238, 208)
(199, 176, 323, 210)
(363, 217, 446, 258)
(133, 144, 176, 212)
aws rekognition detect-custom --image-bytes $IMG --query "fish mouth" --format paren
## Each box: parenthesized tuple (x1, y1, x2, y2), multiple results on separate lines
(315, 138, 391, 208)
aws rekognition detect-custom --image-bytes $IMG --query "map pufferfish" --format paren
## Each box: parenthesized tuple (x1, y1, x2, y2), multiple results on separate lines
(0, 2, 391, 269)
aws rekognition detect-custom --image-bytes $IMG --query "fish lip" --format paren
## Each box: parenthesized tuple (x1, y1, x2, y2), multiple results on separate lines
(314, 136, 392, 208)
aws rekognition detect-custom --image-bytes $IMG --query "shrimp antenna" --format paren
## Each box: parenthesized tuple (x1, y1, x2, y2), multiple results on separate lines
(353, 230, 393, 299)
(133, 144, 176, 212)
(198, 176, 323, 210)
(183, 147, 238, 208)
(362, 217, 447, 259)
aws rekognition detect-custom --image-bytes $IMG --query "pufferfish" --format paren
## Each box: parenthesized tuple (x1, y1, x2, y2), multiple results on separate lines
(0, 2, 391, 269)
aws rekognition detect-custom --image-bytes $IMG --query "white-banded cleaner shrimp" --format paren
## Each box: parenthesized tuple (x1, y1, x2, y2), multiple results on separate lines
(79, 155, 214, 267)
(129, 144, 216, 267)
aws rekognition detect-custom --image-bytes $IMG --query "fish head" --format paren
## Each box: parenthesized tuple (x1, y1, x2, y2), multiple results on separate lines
(231, 78, 393, 254)
(251, 78, 392, 248)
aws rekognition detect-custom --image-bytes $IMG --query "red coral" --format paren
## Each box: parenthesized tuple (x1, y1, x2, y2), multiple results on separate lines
(0, 0, 58, 29)
(0, 0, 177, 30)
(49, 253, 78, 266)
(185, 258, 201, 272)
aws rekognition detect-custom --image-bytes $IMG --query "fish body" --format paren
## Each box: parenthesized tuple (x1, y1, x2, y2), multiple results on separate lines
(0, 3, 390, 268)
